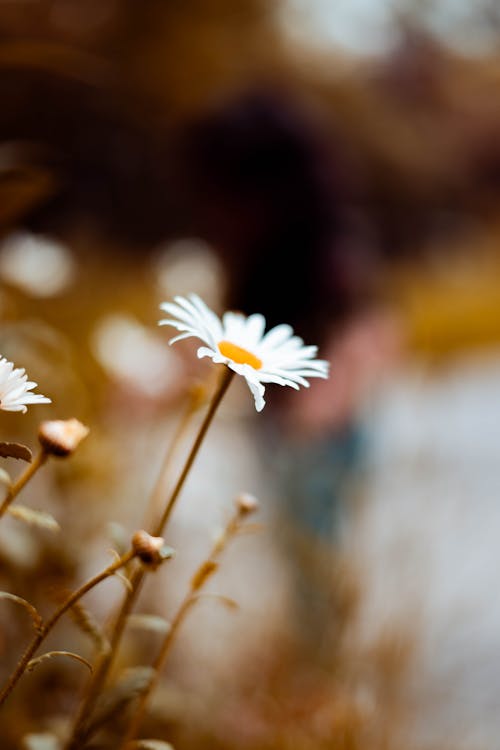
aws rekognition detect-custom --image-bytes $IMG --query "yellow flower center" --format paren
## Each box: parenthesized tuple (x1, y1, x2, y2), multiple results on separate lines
(218, 340, 262, 370)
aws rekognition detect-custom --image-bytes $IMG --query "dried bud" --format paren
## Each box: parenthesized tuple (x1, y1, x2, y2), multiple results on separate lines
(132, 530, 175, 569)
(38, 418, 89, 457)
(235, 492, 259, 516)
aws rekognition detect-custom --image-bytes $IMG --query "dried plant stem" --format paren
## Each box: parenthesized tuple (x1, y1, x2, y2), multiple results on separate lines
(120, 507, 243, 748)
(0, 548, 134, 709)
(120, 595, 194, 748)
(153, 368, 234, 536)
(65, 368, 234, 750)
(0, 448, 47, 519)
(143, 383, 204, 530)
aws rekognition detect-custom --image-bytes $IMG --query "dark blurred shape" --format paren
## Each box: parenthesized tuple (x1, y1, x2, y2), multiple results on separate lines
(0, 0, 281, 243)
(181, 89, 375, 342)
(0, 144, 58, 230)
(0, 71, 175, 242)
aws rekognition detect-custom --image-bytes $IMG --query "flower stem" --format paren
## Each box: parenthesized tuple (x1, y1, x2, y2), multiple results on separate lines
(153, 369, 234, 536)
(65, 368, 234, 750)
(0, 548, 135, 709)
(143, 383, 204, 531)
(0, 448, 47, 519)
(120, 506, 243, 748)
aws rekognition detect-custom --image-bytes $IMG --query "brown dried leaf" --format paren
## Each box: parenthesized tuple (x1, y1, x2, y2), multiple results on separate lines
(0, 442, 32, 462)
(8, 504, 60, 532)
(83, 667, 154, 739)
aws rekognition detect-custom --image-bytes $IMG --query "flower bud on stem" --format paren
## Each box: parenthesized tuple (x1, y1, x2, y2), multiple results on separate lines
(0, 419, 89, 521)
(120, 495, 259, 748)
(65, 368, 234, 750)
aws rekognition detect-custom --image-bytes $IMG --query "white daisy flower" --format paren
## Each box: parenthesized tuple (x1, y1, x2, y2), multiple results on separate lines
(159, 294, 329, 412)
(0, 357, 51, 413)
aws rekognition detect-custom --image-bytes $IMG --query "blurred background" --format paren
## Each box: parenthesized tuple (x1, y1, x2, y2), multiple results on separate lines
(1, 1, 500, 748)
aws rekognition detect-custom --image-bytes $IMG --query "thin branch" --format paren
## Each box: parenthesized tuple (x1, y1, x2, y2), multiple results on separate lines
(0, 592, 42, 629)
(0, 449, 47, 519)
(27, 650, 93, 674)
(65, 369, 234, 750)
(0, 548, 134, 709)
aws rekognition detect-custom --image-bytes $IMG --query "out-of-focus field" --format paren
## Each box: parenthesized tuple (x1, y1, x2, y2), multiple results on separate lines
(2, 2, 500, 749)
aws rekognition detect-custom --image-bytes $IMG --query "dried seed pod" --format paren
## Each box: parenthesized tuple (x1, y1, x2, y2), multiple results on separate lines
(38, 418, 89, 457)
(131, 530, 175, 569)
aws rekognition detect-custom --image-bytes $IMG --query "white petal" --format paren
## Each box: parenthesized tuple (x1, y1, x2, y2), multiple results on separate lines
(1, 403, 28, 413)
(227, 361, 252, 377)
(257, 372, 301, 389)
(260, 324, 294, 350)
(197, 346, 217, 360)
(159, 301, 194, 320)
(221, 311, 248, 342)
(158, 295, 329, 410)
(0, 356, 50, 413)
(245, 377, 266, 412)
(19, 394, 51, 404)
(189, 294, 223, 340)
(168, 332, 195, 345)
(243, 313, 266, 345)
(4, 383, 33, 401)
(158, 318, 193, 331)
(160, 294, 222, 349)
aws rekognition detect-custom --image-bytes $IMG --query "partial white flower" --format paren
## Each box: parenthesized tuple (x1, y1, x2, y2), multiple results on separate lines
(0, 357, 51, 413)
(159, 294, 329, 412)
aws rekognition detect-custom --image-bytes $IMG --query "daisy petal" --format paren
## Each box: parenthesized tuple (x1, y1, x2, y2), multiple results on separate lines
(159, 294, 330, 412)
(0, 356, 50, 413)
(243, 313, 266, 345)
(197, 346, 217, 360)
(246, 378, 265, 412)
(260, 324, 294, 350)
(169, 332, 197, 345)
